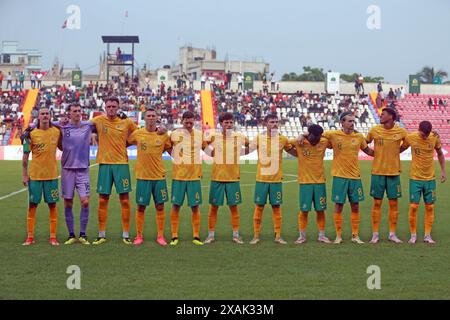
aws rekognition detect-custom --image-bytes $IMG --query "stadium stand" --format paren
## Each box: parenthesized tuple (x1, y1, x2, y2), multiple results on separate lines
(0, 73, 385, 146)
(396, 94, 450, 146)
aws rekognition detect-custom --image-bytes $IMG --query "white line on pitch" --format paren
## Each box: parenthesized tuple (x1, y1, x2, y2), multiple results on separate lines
(0, 163, 99, 201)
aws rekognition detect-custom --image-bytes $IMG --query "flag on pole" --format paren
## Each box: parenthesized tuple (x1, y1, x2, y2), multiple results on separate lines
(62, 19, 67, 29)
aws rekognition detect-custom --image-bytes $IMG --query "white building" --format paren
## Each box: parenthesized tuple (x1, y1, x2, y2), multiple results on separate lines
(170, 46, 269, 81)
(0, 41, 42, 75)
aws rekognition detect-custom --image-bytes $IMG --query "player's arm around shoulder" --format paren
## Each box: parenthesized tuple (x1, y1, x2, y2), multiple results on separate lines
(241, 134, 252, 155)
(247, 135, 258, 153)
(202, 131, 215, 157)
(359, 132, 374, 157)
(127, 129, 138, 146)
(22, 140, 31, 186)
(435, 135, 446, 182)
(89, 115, 103, 132)
(286, 138, 298, 157)
(127, 118, 138, 134)
(163, 133, 173, 154)
(283, 135, 294, 152)
(366, 126, 375, 143)
(400, 133, 412, 153)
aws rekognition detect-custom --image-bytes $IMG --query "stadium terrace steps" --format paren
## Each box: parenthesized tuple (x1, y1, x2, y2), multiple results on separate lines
(397, 93, 450, 146)
(369, 92, 387, 116)
(10, 89, 39, 145)
(367, 93, 381, 125)
(200, 90, 216, 129)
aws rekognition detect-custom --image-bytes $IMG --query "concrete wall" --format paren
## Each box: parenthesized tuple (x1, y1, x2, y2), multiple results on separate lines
(421, 84, 450, 95)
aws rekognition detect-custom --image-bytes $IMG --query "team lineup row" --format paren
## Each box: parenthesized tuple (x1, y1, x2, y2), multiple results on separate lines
(21, 96, 446, 247)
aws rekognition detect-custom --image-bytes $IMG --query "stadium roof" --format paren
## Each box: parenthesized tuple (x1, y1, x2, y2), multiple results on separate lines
(101, 36, 139, 44)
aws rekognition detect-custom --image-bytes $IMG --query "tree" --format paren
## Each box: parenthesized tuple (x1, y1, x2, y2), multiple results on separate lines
(417, 66, 448, 84)
(282, 68, 383, 82)
(281, 66, 325, 81)
(340, 73, 384, 83)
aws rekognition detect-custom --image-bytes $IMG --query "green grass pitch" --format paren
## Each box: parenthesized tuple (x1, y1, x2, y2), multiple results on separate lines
(0, 160, 449, 299)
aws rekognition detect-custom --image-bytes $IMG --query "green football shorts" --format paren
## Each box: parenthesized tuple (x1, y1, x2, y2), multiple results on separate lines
(370, 174, 402, 199)
(97, 164, 132, 195)
(299, 183, 327, 212)
(254, 181, 283, 205)
(409, 179, 436, 204)
(28, 179, 59, 204)
(331, 177, 364, 204)
(171, 180, 202, 207)
(209, 181, 242, 206)
(136, 179, 168, 206)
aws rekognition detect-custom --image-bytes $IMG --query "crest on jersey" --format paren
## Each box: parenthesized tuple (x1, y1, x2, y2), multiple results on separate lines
(116, 124, 122, 129)
(155, 139, 162, 146)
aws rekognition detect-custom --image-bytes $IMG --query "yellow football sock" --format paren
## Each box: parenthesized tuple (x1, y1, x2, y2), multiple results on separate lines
(351, 211, 360, 237)
(208, 205, 219, 232)
(316, 211, 325, 233)
(170, 207, 180, 238)
(191, 206, 201, 238)
(371, 199, 382, 233)
(230, 205, 240, 232)
(27, 206, 37, 238)
(425, 204, 435, 235)
(98, 197, 109, 232)
(135, 208, 145, 237)
(156, 208, 165, 238)
(299, 211, 308, 232)
(272, 206, 282, 238)
(334, 212, 343, 237)
(120, 198, 131, 234)
(253, 205, 264, 237)
(408, 203, 419, 234)
(388, 199, 399, 233)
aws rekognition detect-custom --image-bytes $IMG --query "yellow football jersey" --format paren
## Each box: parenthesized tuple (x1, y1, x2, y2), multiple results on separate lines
(127, 128, 172, 180)
(205, 131, 250, 182)
(25, 126, 61, 180)
(323, 130, 368, 179)
(170, 128, 208, 181)
(91, 115, 137, 164)
(366, 124, 408, 175)
(403, 132, 442, 181)
(290, 137, 328, 184)
(255, 133, 293, 182)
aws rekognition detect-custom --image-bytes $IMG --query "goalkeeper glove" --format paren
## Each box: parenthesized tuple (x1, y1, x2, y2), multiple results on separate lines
(117, 110, 128, 119)
(20, 126, 34, 145)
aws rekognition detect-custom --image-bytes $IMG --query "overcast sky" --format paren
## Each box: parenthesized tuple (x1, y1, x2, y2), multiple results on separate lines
(1, 0, 449, 83)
